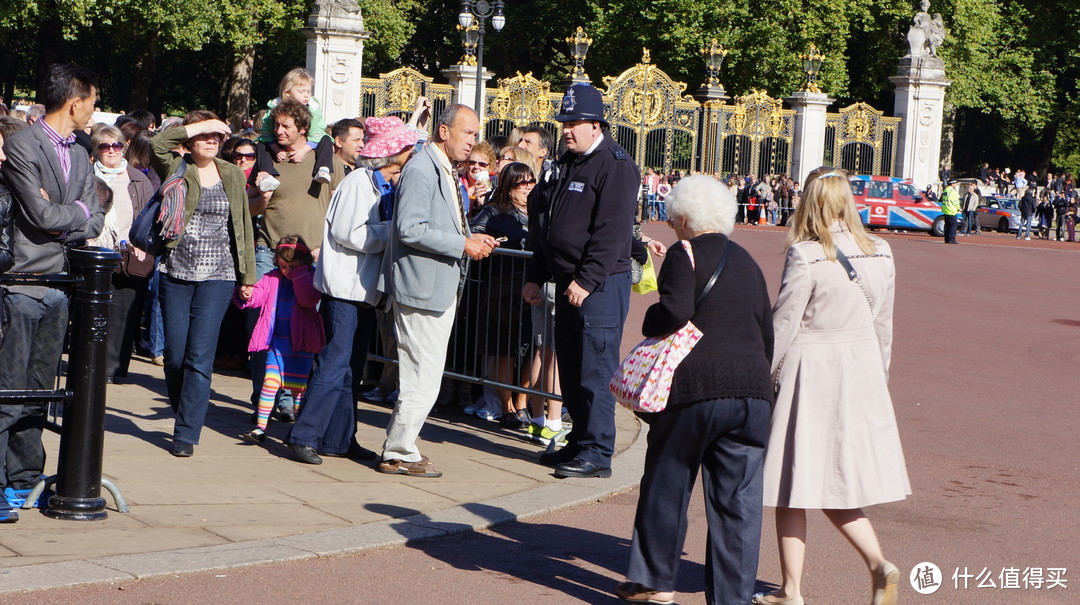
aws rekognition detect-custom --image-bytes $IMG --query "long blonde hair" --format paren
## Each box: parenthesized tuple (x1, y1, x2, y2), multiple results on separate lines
(787, 166, 876, 259)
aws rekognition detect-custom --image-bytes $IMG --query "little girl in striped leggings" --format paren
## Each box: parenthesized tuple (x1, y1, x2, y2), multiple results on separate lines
(239, 235, 325, 444)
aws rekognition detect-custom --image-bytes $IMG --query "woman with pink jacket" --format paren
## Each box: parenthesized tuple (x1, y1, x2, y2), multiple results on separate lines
(237, 235, 325, 444)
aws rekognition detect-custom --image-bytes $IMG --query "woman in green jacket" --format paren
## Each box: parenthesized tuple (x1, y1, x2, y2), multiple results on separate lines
(151, 111, 257, 457)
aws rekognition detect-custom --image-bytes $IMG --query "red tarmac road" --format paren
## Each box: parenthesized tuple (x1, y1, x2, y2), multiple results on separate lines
(9, 226, 1077, 605)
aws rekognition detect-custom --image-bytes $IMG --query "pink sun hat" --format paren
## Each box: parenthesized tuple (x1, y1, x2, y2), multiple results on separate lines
(359, 116, 420, 159)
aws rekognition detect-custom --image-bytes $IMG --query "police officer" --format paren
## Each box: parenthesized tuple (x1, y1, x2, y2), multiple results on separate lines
(522, 84, 640, 478)
(940, 180, 961, 244)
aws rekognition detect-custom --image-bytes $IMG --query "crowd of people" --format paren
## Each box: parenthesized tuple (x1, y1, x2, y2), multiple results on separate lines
(643, 170, 800, 228)
(0, 63, 914, 605)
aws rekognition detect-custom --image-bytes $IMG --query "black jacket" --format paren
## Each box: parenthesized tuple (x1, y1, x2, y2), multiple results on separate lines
(526, 134, 640, 292)
(642, 233, 774, 405)
(1019, 191, 1037, 218)
(0, 182, 13, 273)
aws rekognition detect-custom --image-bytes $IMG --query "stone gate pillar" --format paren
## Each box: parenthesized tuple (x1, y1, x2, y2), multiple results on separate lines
(303, 1, 370, 126)
(890, 57, 950, 189)
(786, 91, 834, 185)
(442, 64, 494, 121)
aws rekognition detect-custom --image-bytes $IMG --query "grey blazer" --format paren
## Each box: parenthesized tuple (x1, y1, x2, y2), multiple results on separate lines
(379, 143, 467, 312)
(1, 122, 104, 296)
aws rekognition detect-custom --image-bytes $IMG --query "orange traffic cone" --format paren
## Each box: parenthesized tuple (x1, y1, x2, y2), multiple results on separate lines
(758, 214, 767, 225)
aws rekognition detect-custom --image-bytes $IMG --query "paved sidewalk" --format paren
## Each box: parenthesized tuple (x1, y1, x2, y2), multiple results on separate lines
(0, 360, 645, 593)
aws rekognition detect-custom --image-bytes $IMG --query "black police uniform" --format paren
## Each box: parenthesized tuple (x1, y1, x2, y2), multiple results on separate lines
(526, 84, 640, 474)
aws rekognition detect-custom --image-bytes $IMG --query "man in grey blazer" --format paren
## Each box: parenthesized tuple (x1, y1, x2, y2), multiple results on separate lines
(377, 104, 496, 477)
(0, 64, 104, 521)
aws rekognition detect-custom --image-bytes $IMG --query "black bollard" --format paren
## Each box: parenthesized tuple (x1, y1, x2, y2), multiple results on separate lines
(45, 246, 119, 521)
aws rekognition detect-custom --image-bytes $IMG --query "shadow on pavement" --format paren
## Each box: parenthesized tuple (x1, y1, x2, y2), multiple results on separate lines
(373, 501, 710, 604)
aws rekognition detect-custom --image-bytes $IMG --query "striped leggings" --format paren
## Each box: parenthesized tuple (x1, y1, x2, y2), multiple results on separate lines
(255, 339, 314, 431)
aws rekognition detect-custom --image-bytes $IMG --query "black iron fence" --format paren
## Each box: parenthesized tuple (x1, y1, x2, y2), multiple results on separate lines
(369, 248, 561, 406)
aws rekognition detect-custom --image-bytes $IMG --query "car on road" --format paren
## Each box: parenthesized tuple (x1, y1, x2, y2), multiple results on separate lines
(848, 175, 946, 236)
(975, 193, 1030, 233)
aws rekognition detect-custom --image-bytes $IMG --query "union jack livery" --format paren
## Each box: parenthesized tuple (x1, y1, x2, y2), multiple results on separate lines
(848, 175, 946, 236)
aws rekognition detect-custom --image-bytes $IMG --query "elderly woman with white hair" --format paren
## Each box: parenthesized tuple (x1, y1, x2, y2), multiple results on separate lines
(617, 175, 774, 605)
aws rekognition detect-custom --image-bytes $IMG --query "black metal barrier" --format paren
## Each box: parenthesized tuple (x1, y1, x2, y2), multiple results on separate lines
(368, 247, 562, 404)
(0, 247, 124, 520)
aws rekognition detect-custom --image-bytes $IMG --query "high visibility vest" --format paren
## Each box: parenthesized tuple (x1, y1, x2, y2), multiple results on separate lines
(940, 188, 961, 215)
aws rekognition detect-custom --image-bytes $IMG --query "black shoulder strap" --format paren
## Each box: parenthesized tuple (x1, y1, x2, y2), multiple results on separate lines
(835, 247, 859, 281)
(695, 240, 732, 306)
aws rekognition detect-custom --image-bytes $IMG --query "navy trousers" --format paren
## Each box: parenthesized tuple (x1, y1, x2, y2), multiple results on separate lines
(553, 271, 630, 467)
(627, 397, 770, 605)
(288, 295, 375, 453)
(0, 289, 68, 490)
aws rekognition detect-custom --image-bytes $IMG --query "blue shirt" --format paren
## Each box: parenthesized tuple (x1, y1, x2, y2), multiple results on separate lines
(372, 170, 395, 222)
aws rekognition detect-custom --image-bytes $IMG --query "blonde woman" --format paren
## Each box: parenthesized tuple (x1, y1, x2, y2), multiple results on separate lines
(496, 146, 538, 179)
(754, 167, 910, 605)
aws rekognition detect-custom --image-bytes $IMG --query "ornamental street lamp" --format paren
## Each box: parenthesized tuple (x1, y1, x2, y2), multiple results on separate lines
(458, 0, 506, 114)
(799, 43, 826, 93)
(458, 20, 479, 66)
(701, 39, 728, 87)
(695, 38, 729, 103)
(566, 26, 593, 83)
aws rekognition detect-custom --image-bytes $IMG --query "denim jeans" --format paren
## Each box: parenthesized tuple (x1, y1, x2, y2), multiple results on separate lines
(0, 289, 68, 490)
(1016, 216, 1032, 239)
(288, 295, 375, 453)
(963, 210, 979, 234)
(148, 267, 165, 357)
(159, 275, 234, 445)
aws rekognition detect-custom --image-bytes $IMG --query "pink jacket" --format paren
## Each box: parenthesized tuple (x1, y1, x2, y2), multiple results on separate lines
(237, 266, 325, 354)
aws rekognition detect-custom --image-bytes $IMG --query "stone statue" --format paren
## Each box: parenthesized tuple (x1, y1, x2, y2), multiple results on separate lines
(308, 0, 363, 29)
(927, 13, 947, 57)
(320, 0, 360, 16)
(905, 0, 939, 58)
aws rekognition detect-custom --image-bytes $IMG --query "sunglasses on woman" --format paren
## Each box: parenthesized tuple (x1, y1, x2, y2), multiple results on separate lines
(515, 179, 537, 187)
(467, 160, 489, 168)
(97, 142, 124, 152)
(234, 152, 256, 160)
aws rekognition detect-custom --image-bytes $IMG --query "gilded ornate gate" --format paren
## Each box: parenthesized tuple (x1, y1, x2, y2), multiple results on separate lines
(483, 72, 562, 141)
(712, 90, 795, 177)
(601, 49, 701, 173)
(824, 102, 900, 176)
(358, 67, 455, 136)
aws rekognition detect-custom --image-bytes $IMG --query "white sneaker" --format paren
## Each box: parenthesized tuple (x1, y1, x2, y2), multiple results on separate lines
(315, 166, 331, 184)
(1025, 236, 1031, 240)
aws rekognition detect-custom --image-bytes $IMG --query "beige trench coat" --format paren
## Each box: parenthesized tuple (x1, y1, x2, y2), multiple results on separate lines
(764, 229, 911, 509)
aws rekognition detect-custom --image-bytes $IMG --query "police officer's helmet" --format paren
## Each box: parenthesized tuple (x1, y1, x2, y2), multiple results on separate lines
(554, 84, 608, 126)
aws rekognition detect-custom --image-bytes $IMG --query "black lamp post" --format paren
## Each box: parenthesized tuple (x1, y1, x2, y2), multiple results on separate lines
(458, 0, 506, 114)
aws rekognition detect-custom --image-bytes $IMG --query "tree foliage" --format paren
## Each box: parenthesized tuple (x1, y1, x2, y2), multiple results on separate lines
(0, 0, 1074, 172)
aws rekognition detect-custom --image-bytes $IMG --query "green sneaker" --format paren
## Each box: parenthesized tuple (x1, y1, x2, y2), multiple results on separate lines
(535, 426, 568, 446)
(525, 423, 543, 438)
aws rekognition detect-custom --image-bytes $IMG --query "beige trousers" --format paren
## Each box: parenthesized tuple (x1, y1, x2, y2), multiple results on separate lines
(381, 299, 457, 462)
